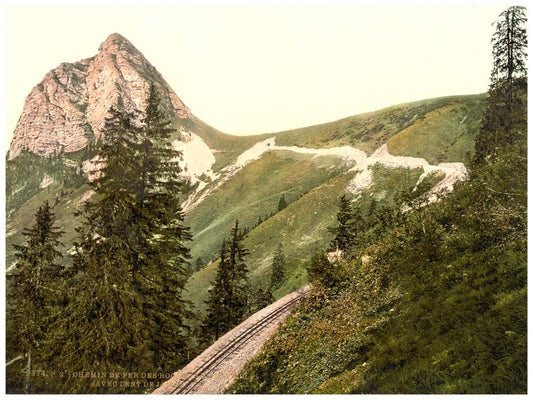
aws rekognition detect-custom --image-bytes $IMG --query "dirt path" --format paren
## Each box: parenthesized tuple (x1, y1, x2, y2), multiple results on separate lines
(153, 284, 311, 394)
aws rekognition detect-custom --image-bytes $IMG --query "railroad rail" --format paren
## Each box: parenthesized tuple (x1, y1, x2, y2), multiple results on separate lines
(153, 284, 311, 394)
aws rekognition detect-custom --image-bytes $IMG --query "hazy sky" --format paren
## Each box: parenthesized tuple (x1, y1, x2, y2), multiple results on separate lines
(3, 2, 509, 148)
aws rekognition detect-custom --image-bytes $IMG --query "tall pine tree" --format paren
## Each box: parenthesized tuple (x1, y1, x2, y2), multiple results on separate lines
(270, 243, 286, 290)
(133, 86, 193, 371)
(227, 220, 250, 322)
(475, 6, 527, 162)
(202, 240, 233, 341)
(53, 108, 151, 393)
(54, 88, 193, 392)
(202, 220, 250, 342)
(8, 201, 64, 393)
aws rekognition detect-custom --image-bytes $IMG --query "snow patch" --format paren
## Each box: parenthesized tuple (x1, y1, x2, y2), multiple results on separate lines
(346, 143, 468, 205)
(173, 130, 218, 184)
(184, 137, 368, 212)
(183, 139, 468, 212)
(347, 169, 373, 195)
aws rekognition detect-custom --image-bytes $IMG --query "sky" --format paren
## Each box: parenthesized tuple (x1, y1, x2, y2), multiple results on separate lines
(2, 1, 512, 148)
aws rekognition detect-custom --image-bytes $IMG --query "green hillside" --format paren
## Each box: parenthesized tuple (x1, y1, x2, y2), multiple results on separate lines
(185, 151, 349, 265)
(386, 96, 485, 164)
(227, 67, 527, 394)
(185, 163, 429, 315)
(228, 134, 527, 393)
(273, 94, 485, 159)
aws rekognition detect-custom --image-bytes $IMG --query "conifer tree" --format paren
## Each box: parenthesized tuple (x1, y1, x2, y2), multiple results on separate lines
(202, 220, 250, 342)
(475, 6, 527, 162)
(328, 195, 355, 252)
(277, 194, 288, 212)
(53, 108, 151, 393)
(270, 243, 286, 290)
(9, 201, 64, 393)
(133, 85, 193, 371)
(203, 240, 232, 340)
(54, 91, 193, 391)
(227, 220, 250, 326)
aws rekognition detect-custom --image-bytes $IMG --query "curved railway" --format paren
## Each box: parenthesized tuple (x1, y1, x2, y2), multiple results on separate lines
(153, 284, 311, 394)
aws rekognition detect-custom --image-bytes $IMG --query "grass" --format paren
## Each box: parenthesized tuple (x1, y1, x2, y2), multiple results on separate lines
(183, 154, 353, 314)
(185, 164, 426, 315)
(272, 94, 485, 155)
(185, 150, 349, 266)
(227, 134, 527, 394)
(386, 96, 485, 164)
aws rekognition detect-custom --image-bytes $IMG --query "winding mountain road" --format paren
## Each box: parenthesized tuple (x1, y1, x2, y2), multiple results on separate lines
(153, 284, 311, 394)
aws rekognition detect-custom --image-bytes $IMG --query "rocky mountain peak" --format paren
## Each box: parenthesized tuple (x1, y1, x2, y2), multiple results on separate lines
(99, 33, 134, 53)
(9, 33, 191, 159)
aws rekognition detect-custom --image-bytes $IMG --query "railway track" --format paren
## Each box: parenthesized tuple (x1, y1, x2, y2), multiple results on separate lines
(153, 284, 311, 394)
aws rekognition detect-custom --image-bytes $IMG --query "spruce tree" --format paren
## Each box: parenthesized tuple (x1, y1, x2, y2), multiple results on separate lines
(54, 93, 193, 391)
(53, 108, 151, 393)
(328, 194, 355, 253)
(475, 6, 527, 162)
(270, 243, 286, 290)
(202, 220, 250, 342)
(203, 240, 232, 340)
(9, 201, 64, 393)
(133, 85, 193, 371)
(277, 194, 288, 212)
(227, 220, 250, 325)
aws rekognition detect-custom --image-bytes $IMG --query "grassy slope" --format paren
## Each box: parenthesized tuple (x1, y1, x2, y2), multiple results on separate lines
(6, 183, 89, 269)
(185, 164, 425, 315)
(272, 95, 485, 157)
(184, 152, 354, 313)
(386, 96, 485, 164)
(227, 118, 527, 394)
(185, 151, 348, 265)
(182, 94, 485, 310)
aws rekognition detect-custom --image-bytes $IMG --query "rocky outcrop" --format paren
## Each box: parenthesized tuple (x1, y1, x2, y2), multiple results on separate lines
(9, 33, 191, 159)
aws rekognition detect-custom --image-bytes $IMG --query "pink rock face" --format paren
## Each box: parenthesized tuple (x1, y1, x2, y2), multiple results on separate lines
(9, 33, 191, 159)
